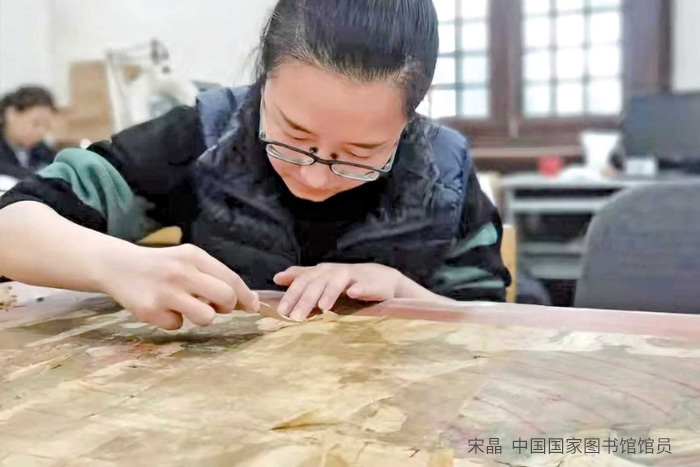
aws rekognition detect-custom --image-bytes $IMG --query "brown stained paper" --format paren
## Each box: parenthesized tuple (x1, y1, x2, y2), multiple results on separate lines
(256, 302, 340, 332)
(0, 284, 17, 311)
(3, 287, 700, 465)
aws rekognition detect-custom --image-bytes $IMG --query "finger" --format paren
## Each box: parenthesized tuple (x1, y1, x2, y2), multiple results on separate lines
(346, 282, 387, 302)
(317, 276, 353, 311)
(188, 272, 237, 314)
(194, 251, 259, 312)
(273, 266, 310, 286)
(277, 270, 318, 317)
(289, 280, 329, 321)
(169, 293, 217, 327)
(142, 310, 184, 331)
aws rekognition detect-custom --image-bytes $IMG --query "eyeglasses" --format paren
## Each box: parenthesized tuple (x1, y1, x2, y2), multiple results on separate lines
(258, 96, 397, 182)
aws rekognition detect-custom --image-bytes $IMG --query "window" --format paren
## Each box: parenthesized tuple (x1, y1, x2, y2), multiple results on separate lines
(522, 0, 623, 117)
(422, 0, 670, 147)
(420, 0, 492, 119)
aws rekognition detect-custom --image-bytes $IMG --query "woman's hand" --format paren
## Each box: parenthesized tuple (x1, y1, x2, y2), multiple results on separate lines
(99, 243, 260, 330)
(273, 263, 409, 321)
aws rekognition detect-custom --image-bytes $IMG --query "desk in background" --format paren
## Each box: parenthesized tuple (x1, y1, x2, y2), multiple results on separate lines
(471, 146, 583, 174)
(1, 283, 699, 465)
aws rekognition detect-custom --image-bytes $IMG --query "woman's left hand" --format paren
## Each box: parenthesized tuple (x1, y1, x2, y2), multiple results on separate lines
(273, 263, 405, 321)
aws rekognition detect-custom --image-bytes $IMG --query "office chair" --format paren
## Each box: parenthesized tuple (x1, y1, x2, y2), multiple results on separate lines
(575, 181, 700, 313)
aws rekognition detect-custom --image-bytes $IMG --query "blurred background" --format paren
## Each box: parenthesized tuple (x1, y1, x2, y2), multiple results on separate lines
(0, 0, 697, 308)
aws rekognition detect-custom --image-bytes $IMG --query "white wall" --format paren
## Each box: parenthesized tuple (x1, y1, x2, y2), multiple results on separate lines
(1, 0, 277, 105)
(3, 0, 698, 101)
(49, 0, 277, 105)
(0, 0, 53, 95)
(673, 0, 700, 92)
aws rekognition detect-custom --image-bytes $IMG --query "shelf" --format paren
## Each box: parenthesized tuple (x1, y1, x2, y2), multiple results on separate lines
(501, 172, 657, 190)
(509, 198, 608, 214)
(526, 257, 583, 281)
(471, 146, 582, 160)
(520, 241, 586, 255)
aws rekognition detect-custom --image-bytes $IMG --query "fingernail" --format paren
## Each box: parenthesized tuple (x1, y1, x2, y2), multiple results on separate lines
(290, 309, 303, 322)
(277, 302, 289, 315)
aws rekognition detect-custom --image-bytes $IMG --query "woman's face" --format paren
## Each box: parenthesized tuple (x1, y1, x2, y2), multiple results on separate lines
(5, 106, 53, 149)
(4, 105, 54, 149)
(262, 62, 407, 202)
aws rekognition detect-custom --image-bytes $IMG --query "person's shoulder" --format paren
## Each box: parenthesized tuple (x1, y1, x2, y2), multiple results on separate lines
(31, 141, 56, 163)
(104, 105, 201, 166)
(83, 106, 203, 197)
(0, 135, 15, 162)
(196, 85, 252, 148)
(431, 124, 470, 159)
(426, 122, 472, 184)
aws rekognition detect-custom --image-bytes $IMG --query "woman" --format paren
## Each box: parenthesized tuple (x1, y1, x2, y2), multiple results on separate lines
(0, 86, 56, 180)
(0, 0, 510, 329)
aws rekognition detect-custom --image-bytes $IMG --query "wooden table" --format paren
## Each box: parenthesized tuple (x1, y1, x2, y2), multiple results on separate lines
(1, 283, 700, 466)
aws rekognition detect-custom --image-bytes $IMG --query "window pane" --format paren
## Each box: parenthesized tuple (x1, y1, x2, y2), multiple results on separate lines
(439, 24, 456, 53)
(461, 0, 489, 19)
(433, 57, 456, 85)
(525, 17, 551, 48)
(589, 46, 620, 77)
(462, 21, 488, 51)
(556, 0, 584, 12)
(431, 89, 457, 118)
(524, 0, 550, 15)
(525, 51, 552, 81)
(557, 82, 584, 115)
(590, 0, 620, 8)
(521, 0, 623, 119)
(588, 79, 621, 114)
(433, 0, 456, 22)
(463, 55, 489, 84)
(556, 15, 585, 47)
(525, 83, 552, 116)
(556, 48, 585, 79)
(461, 88, 489, 118)
(590, 12, 621, 44)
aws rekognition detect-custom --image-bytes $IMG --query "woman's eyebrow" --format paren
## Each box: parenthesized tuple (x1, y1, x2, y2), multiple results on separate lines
(276, 103, 389, 150)
(277, 106, 314, 134)
(347, 140, 388, 150)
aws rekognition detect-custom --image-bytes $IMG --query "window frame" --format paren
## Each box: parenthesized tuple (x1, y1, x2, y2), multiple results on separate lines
(437, 0, 672, 147)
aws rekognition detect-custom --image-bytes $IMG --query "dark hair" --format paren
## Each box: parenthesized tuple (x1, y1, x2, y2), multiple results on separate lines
(0, 86, 56, 127)
(222, 0, 440, 175)
(258, 0, 439, 115)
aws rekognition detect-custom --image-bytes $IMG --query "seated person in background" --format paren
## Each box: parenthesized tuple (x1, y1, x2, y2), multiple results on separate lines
(0, 86, 57, 180)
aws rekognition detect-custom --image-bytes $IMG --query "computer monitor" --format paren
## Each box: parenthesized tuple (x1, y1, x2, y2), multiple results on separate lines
(624, 93, 700, 169)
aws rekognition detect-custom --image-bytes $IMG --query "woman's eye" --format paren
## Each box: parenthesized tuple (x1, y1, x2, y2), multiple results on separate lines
(346, 151, 370, 160)
(285, 132, 308, 142)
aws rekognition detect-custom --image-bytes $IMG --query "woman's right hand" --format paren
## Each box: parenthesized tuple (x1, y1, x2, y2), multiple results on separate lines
(99, 243, 260, 330)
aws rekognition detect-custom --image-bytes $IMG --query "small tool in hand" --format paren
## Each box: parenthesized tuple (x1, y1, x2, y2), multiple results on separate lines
(258, 301, 298, 322)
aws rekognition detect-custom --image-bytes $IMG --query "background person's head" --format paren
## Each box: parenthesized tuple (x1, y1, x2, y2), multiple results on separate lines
(255, 0, 439, 202)
(0, 86, 56, 149)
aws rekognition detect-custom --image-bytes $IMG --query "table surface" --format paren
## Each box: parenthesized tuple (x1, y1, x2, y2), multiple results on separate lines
(1, 282, 700, 466)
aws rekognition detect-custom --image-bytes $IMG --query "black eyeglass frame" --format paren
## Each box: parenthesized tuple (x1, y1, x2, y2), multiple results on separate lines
(258, 95, 399, 182)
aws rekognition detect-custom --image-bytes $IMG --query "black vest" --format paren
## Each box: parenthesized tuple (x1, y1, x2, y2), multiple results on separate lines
(189, 87, 472, 290)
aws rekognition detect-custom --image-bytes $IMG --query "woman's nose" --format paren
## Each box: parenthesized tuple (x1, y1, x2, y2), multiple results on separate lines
(298, 160, 334, 189)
